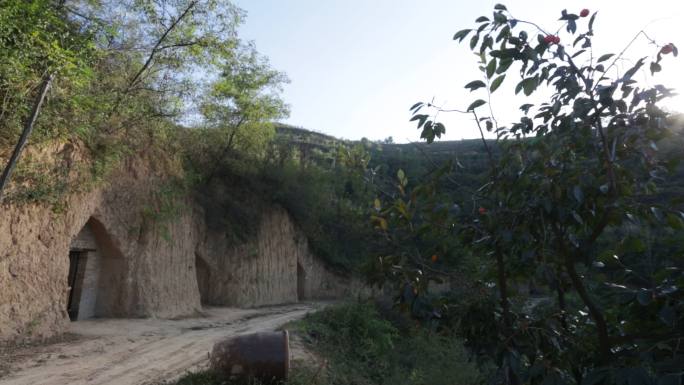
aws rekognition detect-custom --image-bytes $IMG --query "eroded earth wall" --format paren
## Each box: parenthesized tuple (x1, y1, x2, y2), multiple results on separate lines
(0, 154, 202, 343)
(0, 149, 352, 344)
(194, 206, 369, 308)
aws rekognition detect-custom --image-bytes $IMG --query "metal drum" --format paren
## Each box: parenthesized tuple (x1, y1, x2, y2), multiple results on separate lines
(210, 330, 290, 383)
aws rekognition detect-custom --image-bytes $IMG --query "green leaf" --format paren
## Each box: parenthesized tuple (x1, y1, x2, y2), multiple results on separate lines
(496, 25, 510, 43)
(521, 77, 538, 96)
(515, 81, 524, 95)
(490, 74, 505, 92)
(420, 127, 436, 143)
(651, 206, 664, 222)
(572, 211, 583, 224)
(571, 49, 586, 58)
(453, 29, 472, 42)
(395, 200, 410, 219)
(623, 57, 645, 81)
(667, 213, 684, 229)
(371, 215, 388, 230)
(467, 99, 487, 111)
(622, 237, 647, 253)
(469, 34, 479, 50)
(597, 53, 614, 63)
(637, 289, 652, 305)
(650, 62, 662, 75)
(409, 102, 423, 111)
(410, 114, 428, 128)
(573, 185, 583, 203)
(494, 4, 507, 11)
(475, 16, 489, 23)
(397, 169, 407, 184)
(519, 103, 534, 113)
(486, 58, 496, 78)
(465, 80, 487, 91)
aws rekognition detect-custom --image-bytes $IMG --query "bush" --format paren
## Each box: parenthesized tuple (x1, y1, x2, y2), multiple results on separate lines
(296, 302, 483, 385)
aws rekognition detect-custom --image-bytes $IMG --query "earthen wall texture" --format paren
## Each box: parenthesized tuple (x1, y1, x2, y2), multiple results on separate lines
(1, 150, 354, 344)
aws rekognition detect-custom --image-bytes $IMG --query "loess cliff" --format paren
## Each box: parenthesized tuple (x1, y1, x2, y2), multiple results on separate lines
(0, 145, 361, 344)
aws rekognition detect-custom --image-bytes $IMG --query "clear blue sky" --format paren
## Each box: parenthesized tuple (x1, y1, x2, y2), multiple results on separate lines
(234, 1, 683, 142)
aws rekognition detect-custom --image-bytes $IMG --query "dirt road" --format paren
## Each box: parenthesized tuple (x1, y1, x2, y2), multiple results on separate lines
(1, 303, 321, 385)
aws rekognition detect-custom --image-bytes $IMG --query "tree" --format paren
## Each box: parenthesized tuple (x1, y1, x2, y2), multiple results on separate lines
(194, 41, 289, 182)
(0, 74, 53, 203)
(0, 0, 267, 203)
(0, 0, 93, 202)
(374, 4, 684, 384)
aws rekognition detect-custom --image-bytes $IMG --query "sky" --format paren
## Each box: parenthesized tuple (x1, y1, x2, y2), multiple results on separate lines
(234, 1, 684, 142)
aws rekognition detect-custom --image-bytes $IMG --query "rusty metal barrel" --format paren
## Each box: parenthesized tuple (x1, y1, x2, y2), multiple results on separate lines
(209, 330, 289, 383)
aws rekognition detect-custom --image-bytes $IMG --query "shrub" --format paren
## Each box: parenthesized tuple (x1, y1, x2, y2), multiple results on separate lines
(296, 302, 482, 385)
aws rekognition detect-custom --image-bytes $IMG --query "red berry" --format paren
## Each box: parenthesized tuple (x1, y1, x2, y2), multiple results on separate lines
(544, 35, 560, 45)
(478, 207, 487, 215)
(661, 43, 674, 55)
(580, 9, 590, 17)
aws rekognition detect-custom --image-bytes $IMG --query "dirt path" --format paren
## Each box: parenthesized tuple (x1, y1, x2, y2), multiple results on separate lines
(0, 303, 322, 385)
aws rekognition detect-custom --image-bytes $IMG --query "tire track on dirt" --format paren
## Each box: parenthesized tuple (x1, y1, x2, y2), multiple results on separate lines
(1, 303, 319, 385)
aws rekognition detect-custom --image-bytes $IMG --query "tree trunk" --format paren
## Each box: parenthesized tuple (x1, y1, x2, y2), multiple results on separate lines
(0, 73, 54, 203)
(204, 117, 245, 186)
(564, 256, 612, 360)
(495, 245, 511, 328)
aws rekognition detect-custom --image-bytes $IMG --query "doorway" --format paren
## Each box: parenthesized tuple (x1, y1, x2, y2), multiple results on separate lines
(195, 255, 211, 305)
(297, 262, 306, 301)
(67, 251, 87, 321)
(67, 218, 110, 321)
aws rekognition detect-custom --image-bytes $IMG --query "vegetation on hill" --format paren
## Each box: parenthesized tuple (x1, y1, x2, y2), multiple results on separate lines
(0, 0, 378, 271)
(290, 301, 482, 385)
(186, 124, 379, 270)
(0, 0, 285, 205)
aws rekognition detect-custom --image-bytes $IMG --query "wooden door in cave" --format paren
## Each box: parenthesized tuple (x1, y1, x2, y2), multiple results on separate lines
(195, 256, 211, 305)
(67, 251, 86, 321)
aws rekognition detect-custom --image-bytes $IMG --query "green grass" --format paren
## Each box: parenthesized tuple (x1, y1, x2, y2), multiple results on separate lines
(293, 301, 483, 385)
(170, 302, 483, 385)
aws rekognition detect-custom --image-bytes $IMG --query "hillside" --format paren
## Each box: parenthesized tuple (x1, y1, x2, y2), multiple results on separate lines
(276, 123, 684, 207)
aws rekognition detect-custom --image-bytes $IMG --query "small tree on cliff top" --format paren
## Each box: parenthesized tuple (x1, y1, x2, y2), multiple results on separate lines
(372, 4, 684, 384)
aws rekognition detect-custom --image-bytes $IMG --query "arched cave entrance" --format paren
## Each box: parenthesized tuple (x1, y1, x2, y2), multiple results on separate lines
(67, 218, 125, 320)
(297, 262, 307, 301)
(67, 219, 100, 321)
(195, 254, 211, 305)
